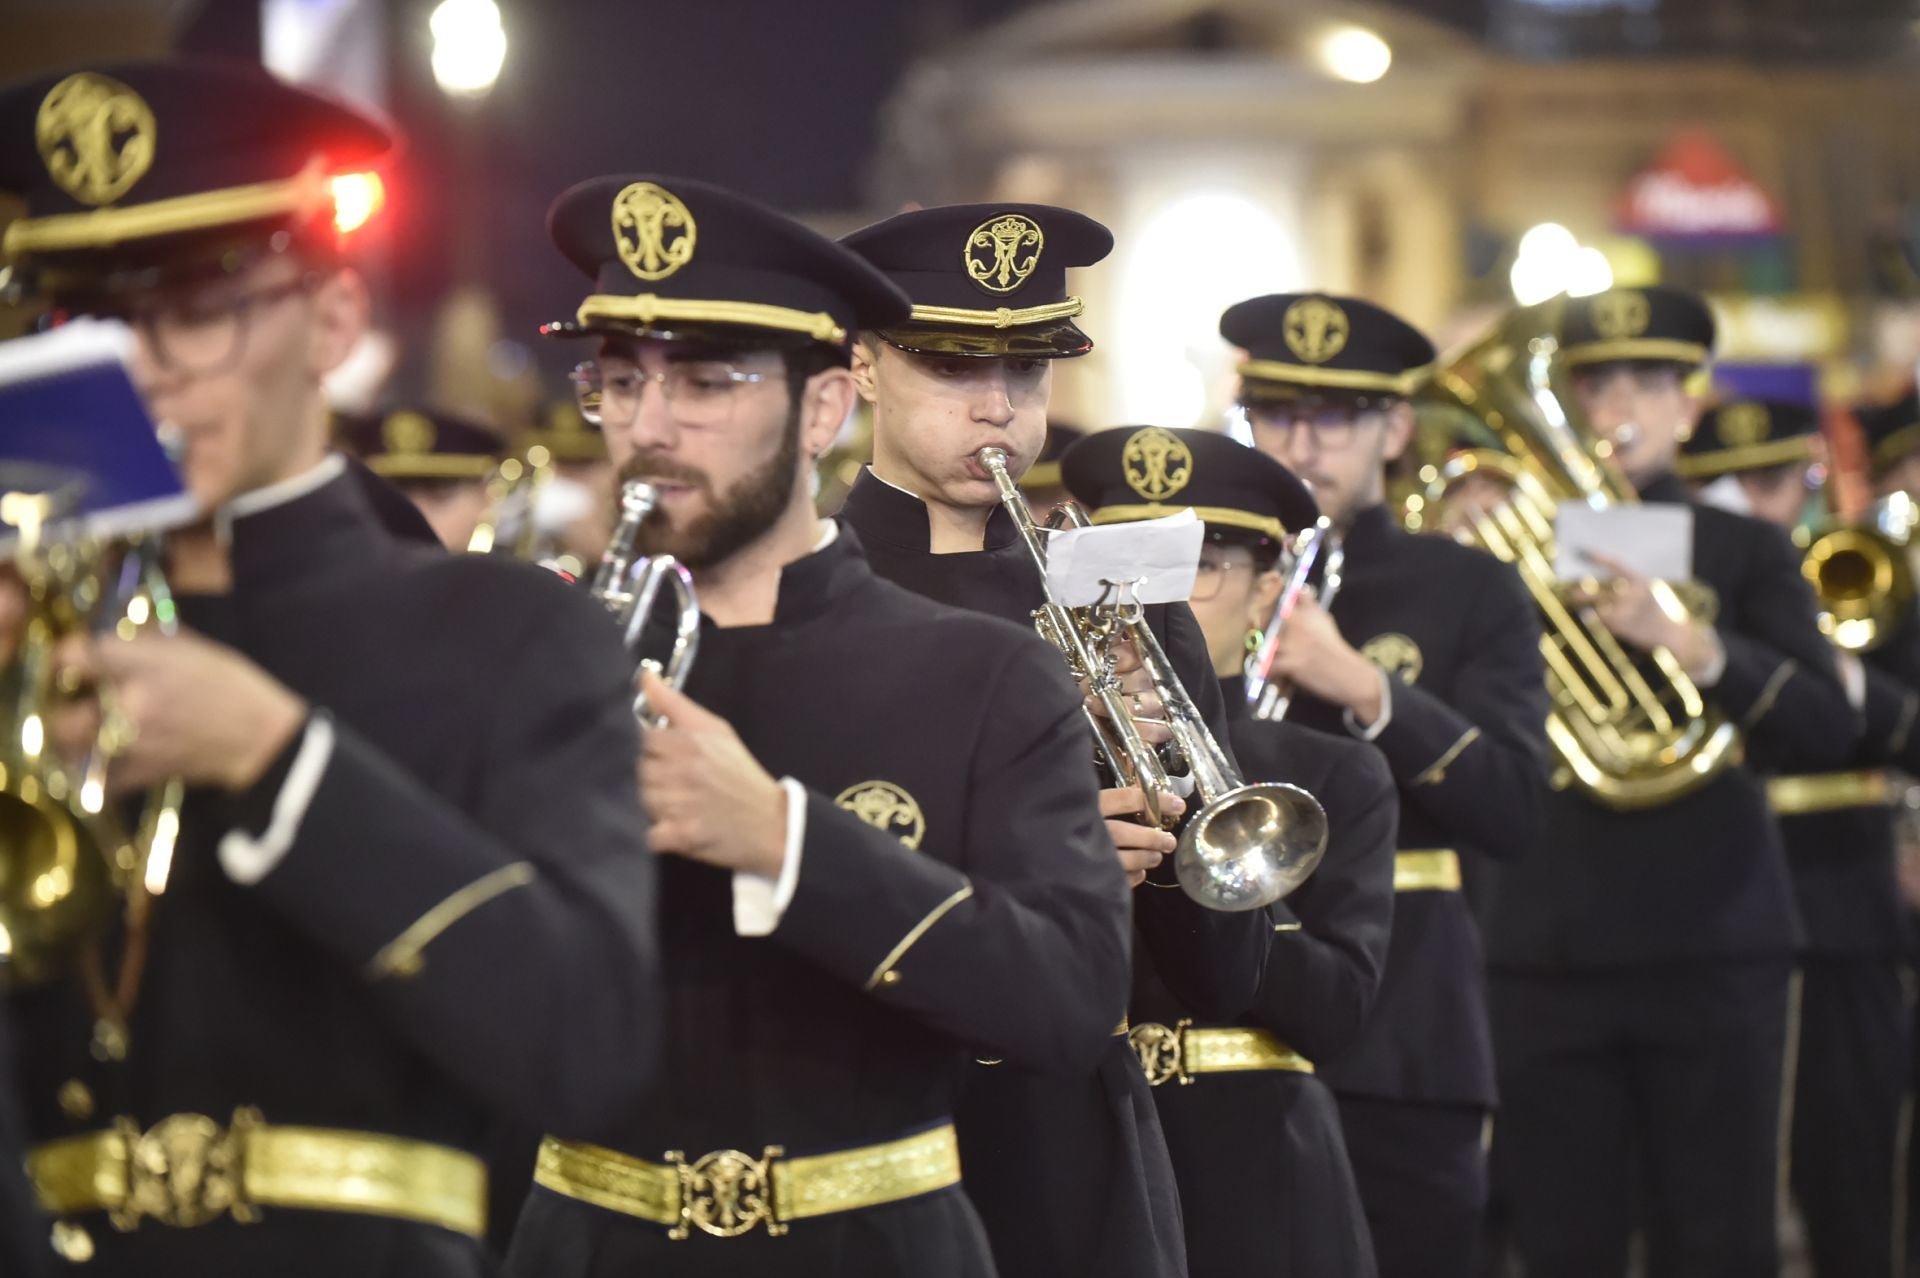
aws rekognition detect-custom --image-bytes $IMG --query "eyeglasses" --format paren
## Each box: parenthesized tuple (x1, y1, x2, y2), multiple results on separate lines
(1190, 557, 1257, 602)
(85, 275, 316, 375)
(1245, 404, 1383, 450)
(571, 359, 770, 428)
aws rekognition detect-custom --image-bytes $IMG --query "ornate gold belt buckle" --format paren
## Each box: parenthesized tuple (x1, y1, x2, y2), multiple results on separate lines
(1128, 1019, 1193, 1087)
(666, 1145, 786, 1239)
(110, 1108, 263, 1231)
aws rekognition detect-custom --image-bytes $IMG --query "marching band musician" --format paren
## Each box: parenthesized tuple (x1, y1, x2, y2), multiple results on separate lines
(1677, 399, 1915, 1277)
(1486, 288, 1857, 1276)
(335, 405, 504, 550)
(0, 61, 662, 1274)
(505, 176, 1132, 1277)
(1227, 292, 1551, 1278)
(1063, 426, 1397, 1278)
(839, 204, 1271, 1278)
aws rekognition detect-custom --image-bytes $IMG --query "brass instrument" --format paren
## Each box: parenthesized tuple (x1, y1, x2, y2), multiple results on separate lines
(0, 466, 183, 987)
(1414, 300, 1739, 809)
(1801, 493, 1918, 653)
(978, 446, 1327, 911)
(1243, 518, 1344, 721)
(467, 445, 556, 559)
(589, 479, 700, 727)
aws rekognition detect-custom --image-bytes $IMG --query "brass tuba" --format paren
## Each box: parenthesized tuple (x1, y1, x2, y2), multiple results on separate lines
(978, 446, 1327, 911)
(1413, 299, 1740, 810)
(0, 466, 184, 987)
(1801, 493, 1919, 653)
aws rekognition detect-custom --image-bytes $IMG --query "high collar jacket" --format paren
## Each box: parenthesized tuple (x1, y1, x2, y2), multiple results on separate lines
(9, 462, 660, 1277)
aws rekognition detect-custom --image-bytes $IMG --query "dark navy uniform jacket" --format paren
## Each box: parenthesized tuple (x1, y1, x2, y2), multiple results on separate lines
(842, 468, 1273, 1278)
(9, 460, 662, 1276)
(509, 525, 1131, 1277)
(1286, 502, 1551, 1108)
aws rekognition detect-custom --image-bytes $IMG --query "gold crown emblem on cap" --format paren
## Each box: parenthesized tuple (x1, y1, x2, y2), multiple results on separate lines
(964, 214, 1045, 295)
(1122, 427, 1194, 501)
(1590, 291, 1650, 341)
(37, 72, 157, 207)
(1716, 401, 1771, 448)
(835, 781, 926, 850)
(382, 411, 437, 457)
(613, 182, 698, 282)
(1283, 297, 1350, 365)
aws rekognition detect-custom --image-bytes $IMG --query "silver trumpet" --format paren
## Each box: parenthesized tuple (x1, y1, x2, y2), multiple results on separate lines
(1243, 518, 1344, 722)
(590, 480, 700, 727)
(978, 446, 1327, 911)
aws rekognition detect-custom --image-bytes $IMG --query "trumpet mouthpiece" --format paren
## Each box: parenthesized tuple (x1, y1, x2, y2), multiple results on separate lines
(976, 446, 1009, 470)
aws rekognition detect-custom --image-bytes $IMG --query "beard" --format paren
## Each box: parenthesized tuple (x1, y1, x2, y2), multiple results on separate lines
(618, 399, 803, 571)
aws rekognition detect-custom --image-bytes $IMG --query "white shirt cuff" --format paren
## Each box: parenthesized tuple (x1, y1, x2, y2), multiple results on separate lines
(733, 777, 808, 937)
(1694, 627, 1729, 689)
(1838, 651, 1867, 712)
(217, 714, 336, 885)
(1344, 667, 1394, 742)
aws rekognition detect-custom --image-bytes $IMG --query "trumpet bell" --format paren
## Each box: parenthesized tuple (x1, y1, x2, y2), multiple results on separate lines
(1175, 781, 1328, 912)
(1803, 526, 1913, 653)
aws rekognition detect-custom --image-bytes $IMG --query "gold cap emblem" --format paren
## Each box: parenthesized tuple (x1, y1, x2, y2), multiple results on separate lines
(383, 411, 436, 456)
(1282, 297, 1349, 365)
(835, 781, 926, 850)
(612, 182, 697, 282)
(964, 214, 1045, 295)
(1590, 290, 1650, 340)
(1122, 427, 1194, 501)
(1361, 632, 1423, 685)
(1716, 401, 1770, 448)
(37, 72, 157, 207)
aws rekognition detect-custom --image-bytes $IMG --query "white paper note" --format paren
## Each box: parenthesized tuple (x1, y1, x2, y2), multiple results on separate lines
(1046, 509, 1204, 608)
(1553, 502, 1694, 583)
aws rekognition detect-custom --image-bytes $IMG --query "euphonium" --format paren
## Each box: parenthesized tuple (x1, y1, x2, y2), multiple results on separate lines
(467, 445, 556, 559)
(1242, 518, 1344, 722)
(978, 446, 1327, 911)
(590, 479, 700, 727)
(1801, 493, 1919, 653)
(0, 466, 183, 987)
(1412, 299, 1739, 809)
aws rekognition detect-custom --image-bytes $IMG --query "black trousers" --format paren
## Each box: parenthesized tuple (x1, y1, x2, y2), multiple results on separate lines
(1337, 1095, 1486, 1278)
(1792, 955, 1909, 1278)
(1491, 961, 1792, 1278)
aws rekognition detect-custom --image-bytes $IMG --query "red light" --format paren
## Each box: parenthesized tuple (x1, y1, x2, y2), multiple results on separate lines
(331, 172, 385, 236)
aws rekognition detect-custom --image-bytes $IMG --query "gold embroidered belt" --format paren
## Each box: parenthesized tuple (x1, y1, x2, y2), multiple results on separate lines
(1127, 1020, 1315, 1087)
(27, 1108, 485, 1237)
(533, 1122, 961, 1239)
(1394, 849, 1462, 892)
(1768, 769, 1894, 816)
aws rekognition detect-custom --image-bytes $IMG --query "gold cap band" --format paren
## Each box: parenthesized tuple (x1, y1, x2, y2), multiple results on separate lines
(576, 294, 846, 345)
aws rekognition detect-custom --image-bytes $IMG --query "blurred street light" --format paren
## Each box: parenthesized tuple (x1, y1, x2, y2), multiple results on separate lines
(430, 0, 508, 99)
(1510, 221, 1614, 304)
(1318, 26, 1393, 84)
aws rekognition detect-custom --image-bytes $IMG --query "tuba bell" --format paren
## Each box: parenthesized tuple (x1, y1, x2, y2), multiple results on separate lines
(978, 446, 1327, 911)
(0, 465, 183, 987)
(1412, 299, 1740, 810)
(1801, 493, 1919, 653)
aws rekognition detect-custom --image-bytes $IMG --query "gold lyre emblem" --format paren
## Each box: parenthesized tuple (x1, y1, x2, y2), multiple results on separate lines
(667, 1146, 785, 1239)
(1128, 1020, 1189, 1087)
(1716, 401, 1770, 448)
(1283, 297, 1350, 365)
(382, 410, 436, 457)
(1590, 290, 1650, 340)
(1122, 427, 1194, 501)
(113, 1110, 260, 1230)
(835, 781, 926, 850)
(612, 182, 698, 282)
(1361, 632, 1424, 685)
(963, 213, 1045, 295)
(36, 73, 157, 206)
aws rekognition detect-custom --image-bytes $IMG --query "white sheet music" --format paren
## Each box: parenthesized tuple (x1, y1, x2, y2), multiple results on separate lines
(1045, 509, 1204, 608)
